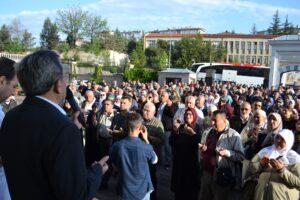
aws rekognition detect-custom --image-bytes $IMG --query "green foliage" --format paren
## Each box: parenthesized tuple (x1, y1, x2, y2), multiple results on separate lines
(77, 62, 97, 68)
(171, 35, 204, 67)
(56, 42, 69, 53)
(4, 38, 23, 53)
(56, 7, 87, 48)
(0, 24, 11, 51)
(126, 39, 137, 55)
(124, 68, 157, 83)
(92, 65, 103, 83)
(21, 29, 35, 51)
(40, 17, 60, 50)
(83, 14, 107, 43)
(170, 36, 227, 67)
(268, 10, 281, 35)
(81, 37, 102, 55)
(98, 29, 128, 53)
(130, 40, 146, 67)
(145, 47, 168, 70)
(282, 15, 294, 35)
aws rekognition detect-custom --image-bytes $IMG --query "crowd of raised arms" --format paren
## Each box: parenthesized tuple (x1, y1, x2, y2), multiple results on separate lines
(2, 76, 300, 200)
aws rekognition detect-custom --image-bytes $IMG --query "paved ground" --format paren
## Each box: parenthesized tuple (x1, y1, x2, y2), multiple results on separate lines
(96, 166, 174, 200)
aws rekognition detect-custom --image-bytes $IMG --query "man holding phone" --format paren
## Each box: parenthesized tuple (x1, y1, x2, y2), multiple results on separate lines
(110, 112, 158, 200)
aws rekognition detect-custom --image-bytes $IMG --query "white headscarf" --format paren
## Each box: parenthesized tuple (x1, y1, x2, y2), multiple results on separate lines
(258, 129, 300, 165)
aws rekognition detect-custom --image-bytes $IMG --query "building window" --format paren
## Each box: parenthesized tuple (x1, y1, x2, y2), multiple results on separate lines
(240, 55, 245, 63)
(259, 42, 263, 54)
(241, 41, 245, 54)
(253, 42, 257, 54)
(234, 55, 239, 63)
(252, 56, 256, 64)
(148, 39, 156, 47)
(265, 42, 269, 54)
(230, 41, 234, 53)
(235, 41, 239, 54)
(228, 55, 233, 62)
(258, 56, 263, 64)
(224, 41, 228, 50)
(246, 55, 251, 64)
(264, 56, 269, 66)
(247, 42, 251, 54)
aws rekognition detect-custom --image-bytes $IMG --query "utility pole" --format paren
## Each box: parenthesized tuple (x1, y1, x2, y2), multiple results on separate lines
(168, 39, 172, 68)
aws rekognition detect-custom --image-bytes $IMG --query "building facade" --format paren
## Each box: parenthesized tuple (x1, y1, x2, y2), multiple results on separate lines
(144, 33, 278, 66)
(268, 35, 300, 88)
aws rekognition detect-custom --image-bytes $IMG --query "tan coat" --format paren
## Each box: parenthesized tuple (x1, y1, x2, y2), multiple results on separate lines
(248, 154, 300, 200)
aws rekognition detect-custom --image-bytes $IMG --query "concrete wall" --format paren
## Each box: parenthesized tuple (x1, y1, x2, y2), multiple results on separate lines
(158, 72, 196, 85)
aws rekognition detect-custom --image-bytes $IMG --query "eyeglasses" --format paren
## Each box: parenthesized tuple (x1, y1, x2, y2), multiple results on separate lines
(241, 108, 250, 111)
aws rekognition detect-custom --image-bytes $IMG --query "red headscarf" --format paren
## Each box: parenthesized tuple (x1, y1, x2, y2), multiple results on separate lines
(184, 108, 198, 127)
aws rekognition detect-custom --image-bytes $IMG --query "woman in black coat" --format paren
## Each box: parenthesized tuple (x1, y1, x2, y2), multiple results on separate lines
(170, 108, 201, 200)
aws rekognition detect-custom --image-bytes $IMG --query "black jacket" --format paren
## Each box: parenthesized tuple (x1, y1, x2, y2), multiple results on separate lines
(161, 103, 179, 132)
(0, 96, 102, 200)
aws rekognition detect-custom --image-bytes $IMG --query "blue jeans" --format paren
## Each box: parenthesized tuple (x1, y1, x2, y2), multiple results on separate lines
(0, 167, 11, 200)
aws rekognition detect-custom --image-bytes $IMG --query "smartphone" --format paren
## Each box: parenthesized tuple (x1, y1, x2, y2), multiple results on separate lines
(276, 155, 283, 160)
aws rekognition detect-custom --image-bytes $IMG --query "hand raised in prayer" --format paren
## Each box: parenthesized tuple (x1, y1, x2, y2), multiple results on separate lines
(199, 143, 207, 152)
(270, 158, 284, 171)
(184, 124, 195, 136)
(260, 155, 270, 168)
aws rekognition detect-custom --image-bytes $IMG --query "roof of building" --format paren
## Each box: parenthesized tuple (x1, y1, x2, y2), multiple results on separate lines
(145, 33, 278, 39)
(159, 68, 195, 74)
(272, 35, 300, 41)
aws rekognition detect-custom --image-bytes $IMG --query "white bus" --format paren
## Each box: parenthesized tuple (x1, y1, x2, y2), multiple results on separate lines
(190, 62, 270, 86)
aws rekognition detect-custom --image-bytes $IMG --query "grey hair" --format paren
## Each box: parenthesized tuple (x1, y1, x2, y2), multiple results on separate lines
(185, 95, 196, 104)
(17, 50, 63, 96)
(127, 113, 143, 131)
(144, 102, 156, 112)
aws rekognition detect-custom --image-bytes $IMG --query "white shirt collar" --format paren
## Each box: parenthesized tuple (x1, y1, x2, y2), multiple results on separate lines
(36, 96, 67, 116)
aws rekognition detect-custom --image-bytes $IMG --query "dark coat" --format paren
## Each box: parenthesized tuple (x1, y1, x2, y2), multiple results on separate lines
(161, 103, 179, 132)
(0, 96, 102, 200)
(170, 124, 201, 198)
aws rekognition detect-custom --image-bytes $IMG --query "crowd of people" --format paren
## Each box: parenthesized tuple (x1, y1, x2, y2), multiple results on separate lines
(66, 75, 300, 199)
(0, 50, 299, 200)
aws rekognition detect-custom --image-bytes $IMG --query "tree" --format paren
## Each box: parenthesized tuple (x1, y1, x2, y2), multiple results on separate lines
(171, 35, 205, 67)
(130, 40, 146, 67)
(251, 23, 257, 35)
(9, 18, 24, 41)
(113, 29, 128, 52)
(126, 38, 137, 55)
(83, 14, 107, 43)
(56, 7, 87, 48)
(98, 29, 128, 53)
(40, 17, 60, 50)
(268, 10, 281, 35)
(0, 24, 11, 51)
(282, 15, 293, 35)
(4, 38, 22, 53)
(21, 29, 35, 51)
(145, 47, 168, 70)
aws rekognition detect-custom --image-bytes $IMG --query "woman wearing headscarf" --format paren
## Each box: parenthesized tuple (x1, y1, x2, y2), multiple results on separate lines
(261, 113, 283, 148)
(170, 108, 201, 200)
(247, 129, 300, 200)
